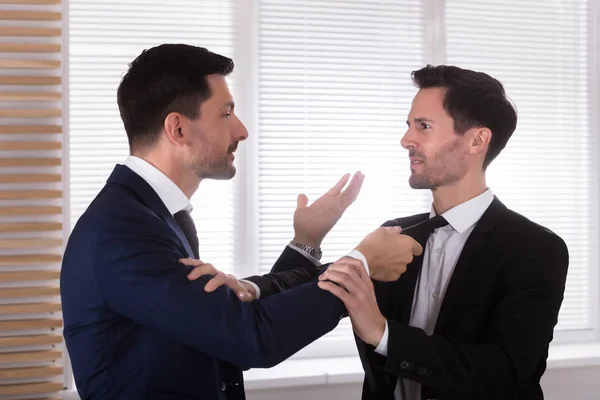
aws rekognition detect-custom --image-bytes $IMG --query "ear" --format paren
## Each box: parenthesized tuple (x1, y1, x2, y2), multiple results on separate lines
(468, 127, 492, 156)
(163, 112, 186, 147)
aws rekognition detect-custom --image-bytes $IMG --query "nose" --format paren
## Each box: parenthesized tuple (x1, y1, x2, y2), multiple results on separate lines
(233, 115, 249, 142)
(400, 128, 416, 150)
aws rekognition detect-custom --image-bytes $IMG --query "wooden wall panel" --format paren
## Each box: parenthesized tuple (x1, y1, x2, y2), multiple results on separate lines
(0, 0, 65, 397)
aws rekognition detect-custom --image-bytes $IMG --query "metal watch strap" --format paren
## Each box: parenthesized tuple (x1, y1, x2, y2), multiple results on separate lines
(289, 240, 323, 261)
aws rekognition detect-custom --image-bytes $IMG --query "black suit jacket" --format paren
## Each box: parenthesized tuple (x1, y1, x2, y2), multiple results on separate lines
(255, 197, 569, 400)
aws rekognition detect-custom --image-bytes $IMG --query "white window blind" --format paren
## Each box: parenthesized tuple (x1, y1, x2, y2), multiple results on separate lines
(445, 0, 596, 334)
(257, 0, 429, 351)
(68, 0, 239, 271)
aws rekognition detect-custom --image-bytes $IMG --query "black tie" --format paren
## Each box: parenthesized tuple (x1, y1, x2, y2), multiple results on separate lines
(174, 210, 199, 259)
(394, 214, 450, 323)
(402, 215, 449, 247)
(398, 215, 450, 397)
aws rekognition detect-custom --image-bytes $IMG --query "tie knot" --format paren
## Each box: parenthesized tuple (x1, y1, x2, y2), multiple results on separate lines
(401, 215, 449, 247)
(425, 215, 449, 231)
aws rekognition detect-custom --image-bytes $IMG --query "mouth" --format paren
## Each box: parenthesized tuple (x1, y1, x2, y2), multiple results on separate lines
(228, 152, 235, 162)
(409, 158, 424, 165)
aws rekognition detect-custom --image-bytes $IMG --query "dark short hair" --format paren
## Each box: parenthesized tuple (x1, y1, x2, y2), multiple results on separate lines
(411, 64, 517, 168)
(117, 44, 234, 151)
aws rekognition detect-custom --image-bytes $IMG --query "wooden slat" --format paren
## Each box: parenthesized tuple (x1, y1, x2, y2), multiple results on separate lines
(0, 11, 62, 21)
(0, 238, 62, 249)
(0, 92, 61, 101)
(16, 397, 62, 400)
(0, 318, 62, 330)
(0, 0, 61, 4)
(0, 206, 62, 216)
(0, 109, 61, 118)
(0, 286, 60, 298)
(0, 27, 61, 37)
(0, 254, 62, 265)
(0, 141, 61, 151)
(0, 335, 62, 347)
(0, 366, 63, 380)
(0, 59, 61, 69)
(0, 174, 61, 183)
(0, 76, 61, 85)
(0, 303, 61, 315)
(0, 43, 61, 53)
(0, 125, 62, 134)
(0, 381, 63, 396)
(0, 222, 61, 232)
(0, 190, 62, 199)
(0, 157, 61, 167)
(0, 157, 62, 167)
(0, 350, 61, 363)
(0, 271, 60, 282)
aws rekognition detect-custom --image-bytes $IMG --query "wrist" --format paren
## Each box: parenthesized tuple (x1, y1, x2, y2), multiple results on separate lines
(354, 244, 373, 268)
(292, 235, 323, 250)
(366, 315, 386, 347)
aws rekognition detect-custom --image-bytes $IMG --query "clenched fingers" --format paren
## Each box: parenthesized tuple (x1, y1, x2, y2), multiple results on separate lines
(319, 264, 363, 293)
(332, 257, 366, 278)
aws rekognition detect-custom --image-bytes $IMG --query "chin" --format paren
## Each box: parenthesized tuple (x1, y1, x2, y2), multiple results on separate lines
(210, 167, 236, 180)
(409, 176, 433, 190)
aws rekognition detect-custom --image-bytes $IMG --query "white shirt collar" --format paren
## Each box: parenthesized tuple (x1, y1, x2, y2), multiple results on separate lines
(429, 188, 494, 233)
(123, 155, 193, 215)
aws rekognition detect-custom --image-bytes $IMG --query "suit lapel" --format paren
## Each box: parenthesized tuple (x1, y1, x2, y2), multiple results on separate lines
(107, 164, 196, 259)
(433, 197, 506, 332)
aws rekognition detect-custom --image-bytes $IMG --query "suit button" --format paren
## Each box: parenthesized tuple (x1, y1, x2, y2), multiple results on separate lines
(418, 367, 432, 376)
(220, 382, 226, 391)
(400, 361, 414, 370)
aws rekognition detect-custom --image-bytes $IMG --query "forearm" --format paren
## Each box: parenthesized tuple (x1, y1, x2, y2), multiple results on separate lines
(243, 267, 323, 298)
(100, 258, 343, 370)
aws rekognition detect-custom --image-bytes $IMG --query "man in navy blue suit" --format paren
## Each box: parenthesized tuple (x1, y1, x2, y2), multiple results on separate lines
(61, 43, 423, 400)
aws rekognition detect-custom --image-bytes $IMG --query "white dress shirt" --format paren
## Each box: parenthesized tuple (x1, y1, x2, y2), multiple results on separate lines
(122, 156, 369, 299)
(374, 189, 494, 400)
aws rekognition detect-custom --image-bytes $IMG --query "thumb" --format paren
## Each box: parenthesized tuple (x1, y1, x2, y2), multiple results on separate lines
(297, 193, 309, 208)
(412, 240, 423, 257)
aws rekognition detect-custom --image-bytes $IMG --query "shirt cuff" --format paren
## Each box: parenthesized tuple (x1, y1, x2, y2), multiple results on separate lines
(240, 279, 261, 299)
(345, 249, 370, 276)
(287, 243, 322, 266)
(374, 320, 389, 356)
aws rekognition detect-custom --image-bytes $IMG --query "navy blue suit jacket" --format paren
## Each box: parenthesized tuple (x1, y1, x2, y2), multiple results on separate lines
(61, 165, 345, 400)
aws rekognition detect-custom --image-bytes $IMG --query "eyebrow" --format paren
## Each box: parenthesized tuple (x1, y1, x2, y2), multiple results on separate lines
(406, 117, 435, 126)
(221, 101, 235, 111)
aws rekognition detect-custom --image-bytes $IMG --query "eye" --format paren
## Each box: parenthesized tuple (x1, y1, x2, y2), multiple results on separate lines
(420, 122, 431, 130)
(223, 112, 231, 120)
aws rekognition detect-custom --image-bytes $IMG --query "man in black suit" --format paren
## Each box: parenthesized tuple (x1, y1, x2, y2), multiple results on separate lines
(317, 65, 570, 399)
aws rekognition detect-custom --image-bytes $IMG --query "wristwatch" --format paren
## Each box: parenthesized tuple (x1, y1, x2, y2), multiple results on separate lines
(289, 240, 323, 261)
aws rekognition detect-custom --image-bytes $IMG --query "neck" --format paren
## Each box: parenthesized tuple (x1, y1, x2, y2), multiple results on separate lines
(431, 172, 487, 214)
(132, 150, 201, 199)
